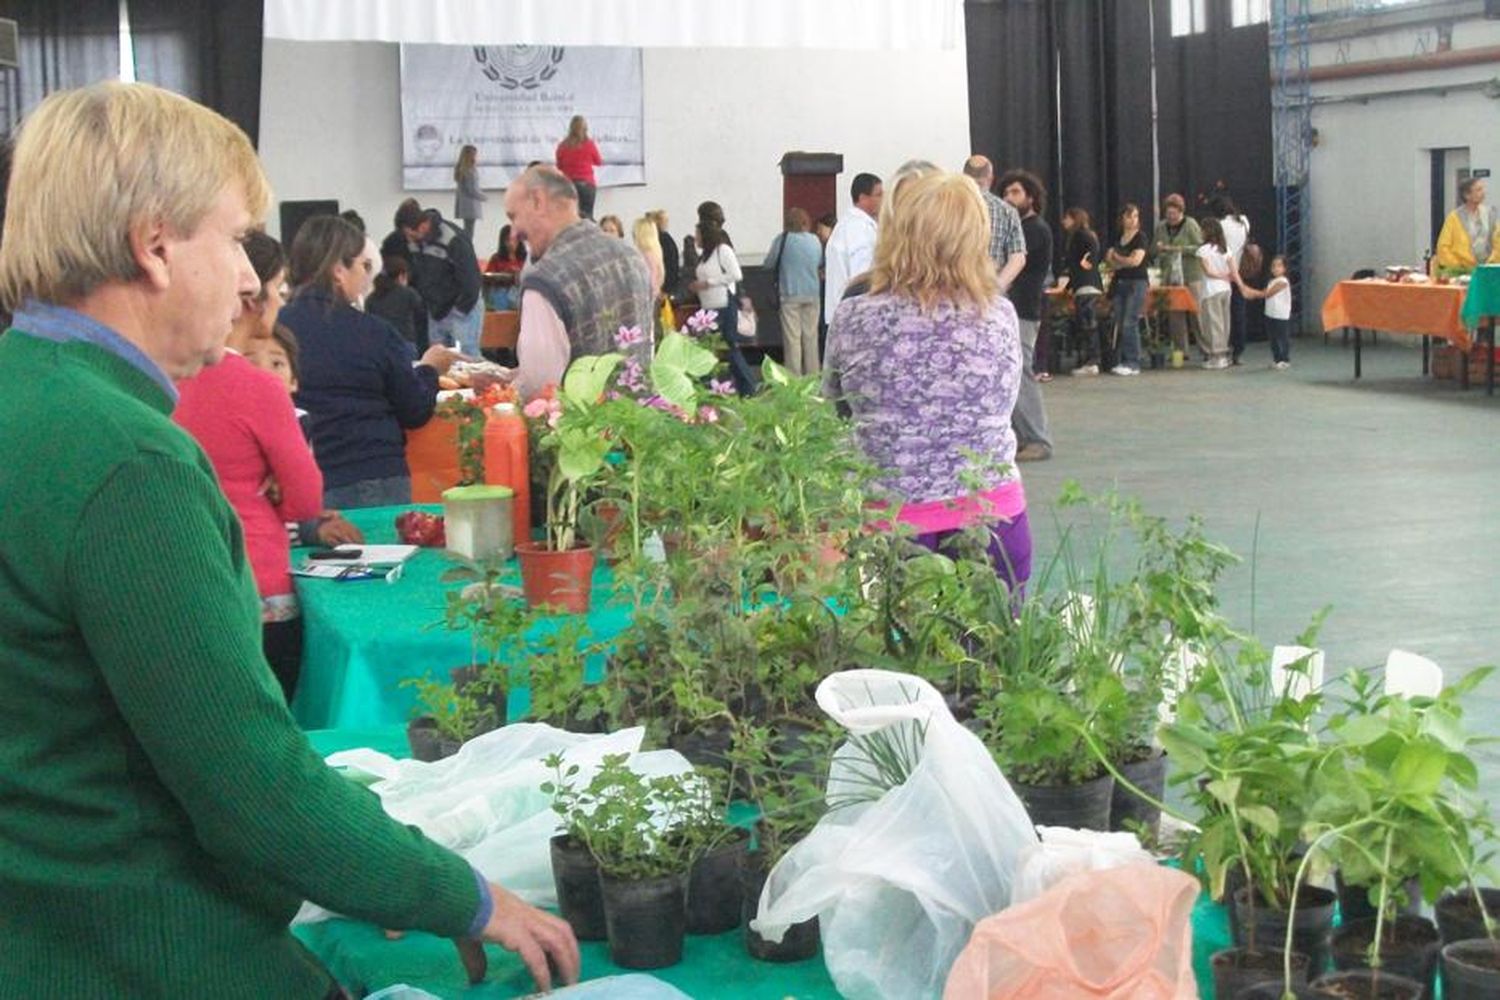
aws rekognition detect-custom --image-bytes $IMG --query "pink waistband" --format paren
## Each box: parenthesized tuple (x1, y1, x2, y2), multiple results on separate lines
(886, 480, 1027, 534)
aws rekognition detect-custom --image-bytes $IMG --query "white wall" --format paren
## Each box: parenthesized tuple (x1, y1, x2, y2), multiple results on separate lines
(1306, 17, 1500, 325)
(259, 39, 971, 263)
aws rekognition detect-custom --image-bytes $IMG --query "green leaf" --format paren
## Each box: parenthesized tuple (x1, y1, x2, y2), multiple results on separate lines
(1205, 777, 1242, 808)
(561, 352, 624, 405)
(1390, 743, 1447, 799)
(1338, 714, 1390, 746)
(1238, 805, 1281, 837)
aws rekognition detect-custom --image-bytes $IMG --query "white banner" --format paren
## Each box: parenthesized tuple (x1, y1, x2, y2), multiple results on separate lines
(399, 45, 644, 190)
(269, 0, 964, 51)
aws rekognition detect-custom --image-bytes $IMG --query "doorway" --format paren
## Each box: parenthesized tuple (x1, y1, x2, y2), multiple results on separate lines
(1430, 147, 1470, 249)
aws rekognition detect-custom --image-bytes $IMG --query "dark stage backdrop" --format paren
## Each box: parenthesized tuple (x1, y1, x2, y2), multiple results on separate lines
(0, 0, 262, 146)
(966, 0, 1273, 267)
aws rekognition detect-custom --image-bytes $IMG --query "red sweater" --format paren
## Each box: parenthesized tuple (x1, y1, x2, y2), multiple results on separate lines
(555, 139, 602, 185)
(173, 352, 323, 599)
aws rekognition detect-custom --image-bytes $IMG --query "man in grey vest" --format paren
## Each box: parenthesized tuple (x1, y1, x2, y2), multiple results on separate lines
(502, 166, 653, 399)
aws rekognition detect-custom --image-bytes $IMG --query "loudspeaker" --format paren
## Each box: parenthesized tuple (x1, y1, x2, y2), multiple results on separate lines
(278, 199, 339, 248)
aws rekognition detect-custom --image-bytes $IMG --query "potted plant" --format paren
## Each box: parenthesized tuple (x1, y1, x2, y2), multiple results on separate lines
(1160, 637, 1331, 991)
(518, 352, 624, 612)
(542, 752, 704, 969)
(436, 557, 530, 724)
(1304, 670, 1494, 999)
(731, 721, 832, 962)
(523, 614, 605, 732)
(400, 676, 497, 762)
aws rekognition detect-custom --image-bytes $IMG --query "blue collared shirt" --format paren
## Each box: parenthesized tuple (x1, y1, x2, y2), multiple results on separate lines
(11, 301, 179, 403)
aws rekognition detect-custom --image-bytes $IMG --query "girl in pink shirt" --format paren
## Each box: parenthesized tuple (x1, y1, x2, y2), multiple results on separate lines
(174, 233, 323, 701)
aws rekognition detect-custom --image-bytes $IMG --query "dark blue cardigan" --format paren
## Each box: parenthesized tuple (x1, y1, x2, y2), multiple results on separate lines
(284, 289, 439, 490)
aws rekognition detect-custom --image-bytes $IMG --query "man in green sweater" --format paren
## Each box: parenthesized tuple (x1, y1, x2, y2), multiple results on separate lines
(0, 82, 578, 997)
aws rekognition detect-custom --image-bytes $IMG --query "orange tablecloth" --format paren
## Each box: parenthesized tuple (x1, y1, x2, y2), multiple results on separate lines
(1046, 284, 1198, 314)
(1321, 280, 1469, 349)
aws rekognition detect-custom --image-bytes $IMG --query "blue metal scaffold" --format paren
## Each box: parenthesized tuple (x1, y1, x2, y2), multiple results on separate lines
(1271, 0, 1312, 334)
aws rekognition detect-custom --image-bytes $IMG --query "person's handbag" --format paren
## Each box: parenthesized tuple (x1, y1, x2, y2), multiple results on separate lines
(765, 233, 787, 311)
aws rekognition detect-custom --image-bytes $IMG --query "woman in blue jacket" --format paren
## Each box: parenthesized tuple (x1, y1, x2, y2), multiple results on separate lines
(281, 216, 457, 508)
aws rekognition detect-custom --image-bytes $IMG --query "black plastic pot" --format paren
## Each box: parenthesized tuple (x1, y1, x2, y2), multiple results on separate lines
(1311, 969, 1425, 999)
(1013, 773, 1114, 831)
(1438, 889, 1500, 946)
(1442, 939, 1500, 999)
(406, 717, 459, 762)
(1213, 946, 1310, 1000)
(1331, 915, 1439, 996)
(599, 871, 687, 970)
(1236, 984, 1324, 1000)
(1233, 885, 1338, 977)
(1110, 749, 1167, 836)
(550, 835, 606, 941)
(772, 719, 825, 780)
(742, 855, 819, 962)
(449, 665, 508, 726)
(671, 725, 734, 773)
(687, 831, 749, 934)
(1336, 871, 1422, 925)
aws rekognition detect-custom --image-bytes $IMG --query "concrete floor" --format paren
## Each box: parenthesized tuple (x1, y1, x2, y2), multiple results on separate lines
(1019, 333, 1500, 786)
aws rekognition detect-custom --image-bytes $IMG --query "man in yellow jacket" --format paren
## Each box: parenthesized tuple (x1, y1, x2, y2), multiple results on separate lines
(1436, 177, 1500, 272)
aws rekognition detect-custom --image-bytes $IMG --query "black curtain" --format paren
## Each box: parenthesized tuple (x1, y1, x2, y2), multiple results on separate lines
(129, 0, 263, 145)
(1153, 2, 1275, 255)
(965, 0, 1057, 199)
(966, 0, 1273, 256)
(0, 0, 120, 123)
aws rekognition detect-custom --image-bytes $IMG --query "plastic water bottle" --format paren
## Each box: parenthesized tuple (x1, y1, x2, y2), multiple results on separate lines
(482, 403, 530, 547)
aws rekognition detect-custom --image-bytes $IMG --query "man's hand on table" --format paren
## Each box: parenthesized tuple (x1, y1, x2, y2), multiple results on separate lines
(455, 881, 580, 990)
(313, 511, 363, 547)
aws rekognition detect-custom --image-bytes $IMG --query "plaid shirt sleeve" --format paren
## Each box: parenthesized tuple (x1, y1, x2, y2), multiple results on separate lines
(984, 194, 1027, 263)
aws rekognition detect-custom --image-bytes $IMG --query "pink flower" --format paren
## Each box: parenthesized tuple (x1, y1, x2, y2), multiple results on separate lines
(619, 357, 647, 393)
(614, 325, 646, 349)
(697, 405, 720, 424)
(686, 309, 719, 334)
(523, 398, 552, 420)
(546, 410, 562, 428)
(709, 378, 735, 396)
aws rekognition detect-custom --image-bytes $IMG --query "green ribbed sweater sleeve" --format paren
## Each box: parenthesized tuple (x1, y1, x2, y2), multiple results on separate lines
(67, 450, 480, 938)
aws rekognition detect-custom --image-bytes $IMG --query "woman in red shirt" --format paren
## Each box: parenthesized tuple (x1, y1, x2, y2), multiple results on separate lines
(555, 114, 603, 220)
(173, 232, 324, 702)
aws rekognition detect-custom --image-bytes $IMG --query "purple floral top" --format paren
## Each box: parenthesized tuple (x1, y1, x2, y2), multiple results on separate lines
(822, 291, 1021, 503)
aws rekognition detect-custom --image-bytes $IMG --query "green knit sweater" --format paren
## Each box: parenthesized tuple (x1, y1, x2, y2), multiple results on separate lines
(0, 331, 480, 996)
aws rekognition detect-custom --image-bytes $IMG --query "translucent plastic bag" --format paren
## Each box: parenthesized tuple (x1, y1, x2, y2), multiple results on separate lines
(296, 724, 691, 923)
(752, 670, 1039, 1000)
(942, 863, 1201, 1000)
(1012, 826, 1155, 905)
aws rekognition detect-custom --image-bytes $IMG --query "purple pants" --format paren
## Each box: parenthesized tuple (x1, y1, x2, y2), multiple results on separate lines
(913, 508, 1033, 594)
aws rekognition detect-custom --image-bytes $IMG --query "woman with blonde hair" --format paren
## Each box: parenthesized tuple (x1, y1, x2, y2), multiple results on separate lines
(452, 143, 487, 240)
(632, 215, 665, 298)
(555, 114, 603, 220)
(823, 171, 1031, 588)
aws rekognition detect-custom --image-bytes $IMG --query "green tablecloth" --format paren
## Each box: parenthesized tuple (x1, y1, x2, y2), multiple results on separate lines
(290, 505, 632, 730)
(1461, 265, 1500, 329)
(298, 727, 1234, 999)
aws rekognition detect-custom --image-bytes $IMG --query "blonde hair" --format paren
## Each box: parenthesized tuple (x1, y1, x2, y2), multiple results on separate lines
(879, 160, 941, 232)
(867, 172, 998, 313)
(0, 81, 270, 310)
(454, 143, 478, 181)
(565, 115, 588, 146)
(633, 216, 664, 281)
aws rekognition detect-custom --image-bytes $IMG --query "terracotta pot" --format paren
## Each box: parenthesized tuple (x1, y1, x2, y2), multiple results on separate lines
(515, 541, 595, 613)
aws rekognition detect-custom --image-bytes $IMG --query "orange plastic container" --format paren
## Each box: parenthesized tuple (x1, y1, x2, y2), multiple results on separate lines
(482, 403, 531, 546)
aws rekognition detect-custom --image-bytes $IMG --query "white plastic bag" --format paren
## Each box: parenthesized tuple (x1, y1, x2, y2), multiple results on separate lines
(296, 723, 692, 923)
(751, 670, 1038, 1000)
(1011, 826, 1155, 905)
